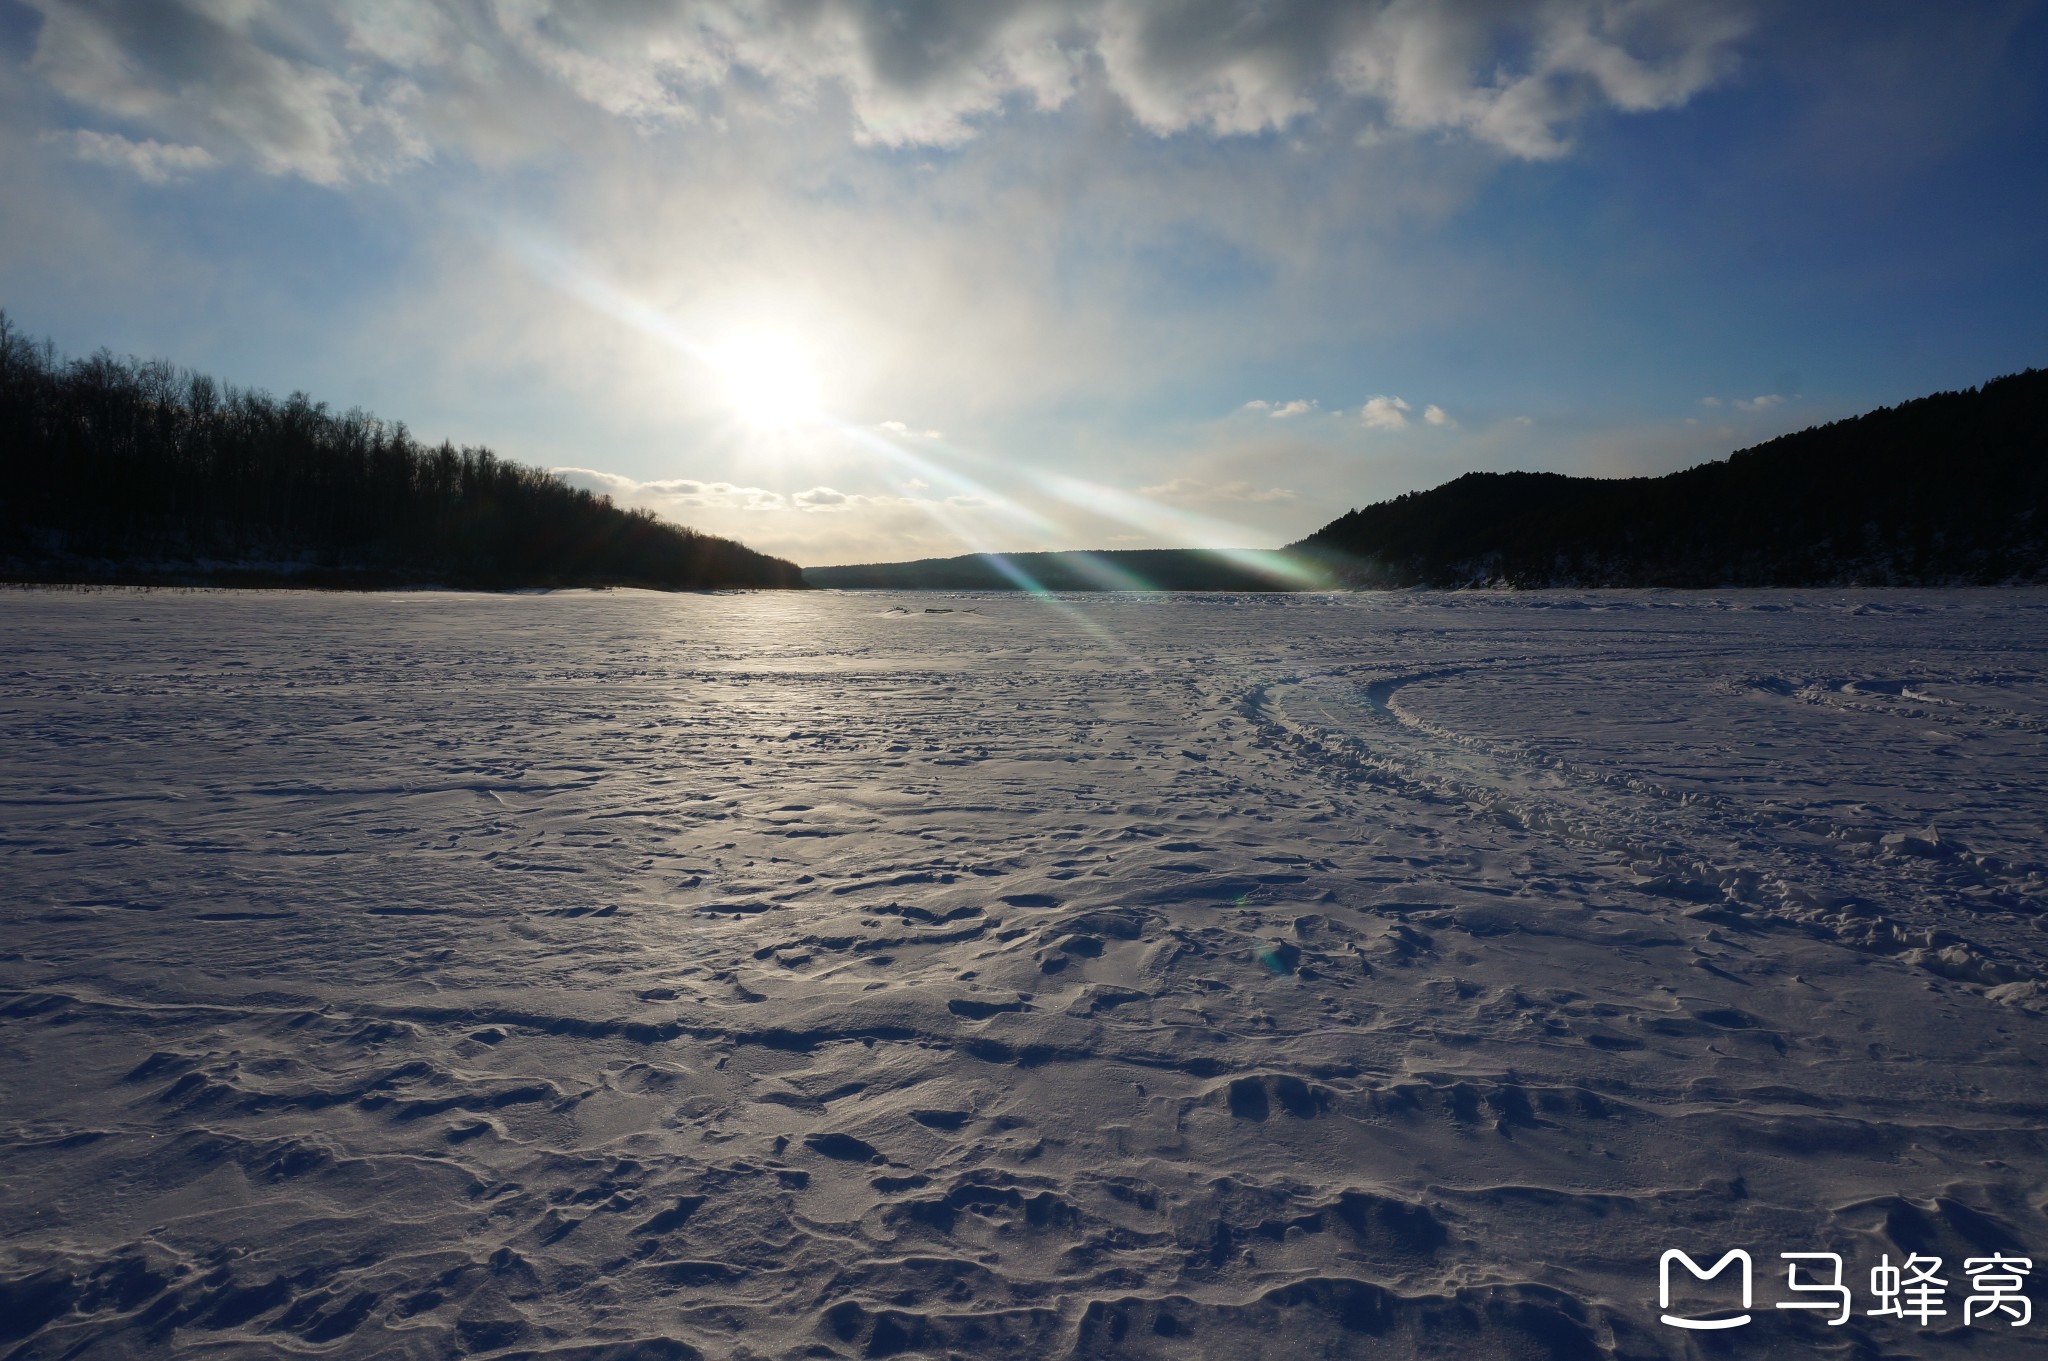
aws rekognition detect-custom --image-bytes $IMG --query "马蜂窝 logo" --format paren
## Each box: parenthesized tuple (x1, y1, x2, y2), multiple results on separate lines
(1657, 1249, 2031, 1330)
(1659, 1249, 1752, 1330)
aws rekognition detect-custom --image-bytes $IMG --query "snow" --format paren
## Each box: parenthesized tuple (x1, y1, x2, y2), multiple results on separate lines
(3, 586, 2046, 1358)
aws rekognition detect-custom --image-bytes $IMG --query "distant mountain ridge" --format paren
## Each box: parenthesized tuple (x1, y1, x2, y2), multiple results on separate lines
(0, 314, 803, 591)
(1291, 369, 2048, 587)
(806, 369, 2048, 591)
(805, 548, 1328, 592)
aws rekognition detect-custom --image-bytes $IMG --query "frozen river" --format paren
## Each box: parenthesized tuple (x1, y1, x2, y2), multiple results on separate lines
(3, 587, 2046, 1358)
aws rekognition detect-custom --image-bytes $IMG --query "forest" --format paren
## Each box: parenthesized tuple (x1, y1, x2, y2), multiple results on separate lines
(0, 314, 803, 590)
(1290, 369, 2048, 587)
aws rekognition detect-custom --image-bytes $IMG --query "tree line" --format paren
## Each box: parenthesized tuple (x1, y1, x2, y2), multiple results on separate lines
(0, 313, 803, 590)
(1291, 369, 2048, 587)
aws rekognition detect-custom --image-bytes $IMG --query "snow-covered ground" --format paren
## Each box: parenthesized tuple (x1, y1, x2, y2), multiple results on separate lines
(3, 587, 2045, 1359)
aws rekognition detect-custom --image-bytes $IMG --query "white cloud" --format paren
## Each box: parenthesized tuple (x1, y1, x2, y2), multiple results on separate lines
(552, 467, 788, 512)
(552, 465, 1009, 561)
(569, 471, 961, 518)
(1360, 394, 1411, 429)
(788, 486, 993, 513)
(561, 464, 999, 528)
(1336, 0, 1750, 160)
(1140, 477, 1297, 504)
(61, 130, 215, 183)
(27, 0, 429, 185)
(1103, 0, 1747, 152)
(19, 0, 1752, 183)
(878, 419, 945, 439)
(1703, 394, 1786, 413)
(1243, 397, 1317, 419)
(1422, 402, 1452, 426)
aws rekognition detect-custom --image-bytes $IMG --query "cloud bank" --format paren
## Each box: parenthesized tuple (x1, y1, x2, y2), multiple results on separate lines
(552, 465, 1013, 564)
(24, 0, 1752, 182)
(1140, 476, 1297, 504)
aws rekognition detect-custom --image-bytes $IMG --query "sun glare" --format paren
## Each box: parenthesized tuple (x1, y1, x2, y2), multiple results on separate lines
(710, 329, 823, 431)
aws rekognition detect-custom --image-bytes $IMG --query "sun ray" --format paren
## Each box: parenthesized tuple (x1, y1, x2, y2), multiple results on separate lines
(500, 227, 1315, 597)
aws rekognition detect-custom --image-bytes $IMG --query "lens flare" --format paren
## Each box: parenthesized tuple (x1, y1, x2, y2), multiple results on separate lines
(499, 227, 1321, 598)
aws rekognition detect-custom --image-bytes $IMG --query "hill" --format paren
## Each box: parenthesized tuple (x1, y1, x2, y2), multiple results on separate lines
(805, 548, 1331, 591)
(0, 314, 803, 590)
(1291, 369, 2048, 587)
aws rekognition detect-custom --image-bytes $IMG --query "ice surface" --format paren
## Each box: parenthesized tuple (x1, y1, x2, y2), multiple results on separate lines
(3, 587, 2046, 1358)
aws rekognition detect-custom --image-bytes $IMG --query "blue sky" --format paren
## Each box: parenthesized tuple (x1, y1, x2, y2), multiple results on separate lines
(3, 1, 2044, 566)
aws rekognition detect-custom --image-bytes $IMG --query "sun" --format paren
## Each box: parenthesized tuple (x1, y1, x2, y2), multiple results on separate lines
(709, 328, 823, 431)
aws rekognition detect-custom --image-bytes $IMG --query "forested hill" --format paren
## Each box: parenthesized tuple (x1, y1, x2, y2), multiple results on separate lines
(1291, 369, 2048, 588)
(0, 315, 803, 590)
